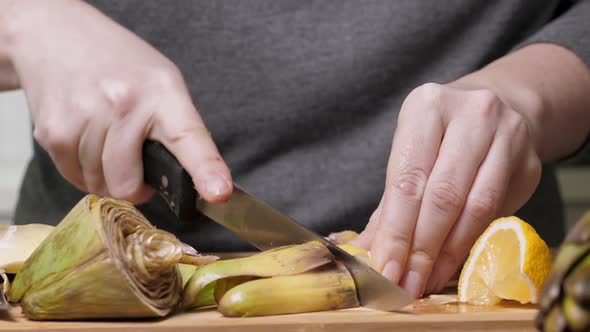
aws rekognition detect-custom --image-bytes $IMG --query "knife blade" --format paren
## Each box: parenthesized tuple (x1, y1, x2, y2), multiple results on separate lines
(142, 140, 414, 311)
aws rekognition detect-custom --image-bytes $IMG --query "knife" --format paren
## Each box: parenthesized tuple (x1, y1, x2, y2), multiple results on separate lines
(142, 140, 414, 311)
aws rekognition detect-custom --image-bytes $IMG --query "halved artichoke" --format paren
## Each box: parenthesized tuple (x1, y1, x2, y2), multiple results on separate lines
(8, 195, 194, 320)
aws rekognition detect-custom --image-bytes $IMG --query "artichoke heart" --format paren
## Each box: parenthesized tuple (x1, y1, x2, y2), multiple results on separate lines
(8, 195, 185, 320)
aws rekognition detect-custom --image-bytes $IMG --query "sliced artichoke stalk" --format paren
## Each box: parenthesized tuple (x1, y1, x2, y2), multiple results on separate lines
(183, 240, 364, 317)
(8, 195, 191, 320)
(179, 244, 219, 267)
(217, 261, 359, 317)
(178, 264, 199, 287)
(183, 241, 334, 310)
(213, 276, 258, 304)
(326, 230, 360, 245)
(537, 211, 590, 332)
(326, 230, 374, 268)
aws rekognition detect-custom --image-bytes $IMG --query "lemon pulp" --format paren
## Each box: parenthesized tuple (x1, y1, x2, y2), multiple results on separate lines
(458, 216, 552, 305)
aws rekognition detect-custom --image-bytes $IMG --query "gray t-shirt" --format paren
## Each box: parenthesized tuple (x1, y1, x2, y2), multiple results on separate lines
(14, 0, 590, 250)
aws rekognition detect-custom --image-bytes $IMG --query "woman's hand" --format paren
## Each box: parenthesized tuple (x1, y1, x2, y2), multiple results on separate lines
(352, 43, 590, 298)
(353, 82, 542, 297)
(2, 0, 232, 203)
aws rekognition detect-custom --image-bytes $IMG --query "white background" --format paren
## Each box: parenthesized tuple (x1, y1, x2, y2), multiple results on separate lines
(1, 90, 589, 229)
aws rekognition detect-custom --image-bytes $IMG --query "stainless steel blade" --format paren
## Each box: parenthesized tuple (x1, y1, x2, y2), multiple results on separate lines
(196, 186, 414, 311)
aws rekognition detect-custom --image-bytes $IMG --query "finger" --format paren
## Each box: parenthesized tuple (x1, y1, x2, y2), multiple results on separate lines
(33, 107, 86, 191)
(424, 129, 515, 295)
(401, 116, 495, 297)
(370, 85, 445, 284)
(148, 89, 232, 203)
(78, 101, 112, 197)
(350, 196, 384, 250)
(102, 102, 155, 203)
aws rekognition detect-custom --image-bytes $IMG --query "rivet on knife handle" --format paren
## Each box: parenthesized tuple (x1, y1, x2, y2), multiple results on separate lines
(142, 140, 200, 222)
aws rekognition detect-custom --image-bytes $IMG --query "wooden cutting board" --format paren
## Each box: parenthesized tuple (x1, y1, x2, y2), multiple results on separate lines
(0, 295, 538, 332)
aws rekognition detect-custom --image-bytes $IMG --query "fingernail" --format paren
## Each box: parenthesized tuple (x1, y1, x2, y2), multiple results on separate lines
(204, 176, 231, 198)
(401, 270, 423, 298)
(382, 260, 401, 283)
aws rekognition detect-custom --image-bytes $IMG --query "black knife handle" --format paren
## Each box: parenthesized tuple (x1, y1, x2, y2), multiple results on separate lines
(142, 140, 200, 222)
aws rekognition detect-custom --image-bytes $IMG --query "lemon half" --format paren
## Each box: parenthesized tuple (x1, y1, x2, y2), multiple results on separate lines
(457, 216, 552, 305)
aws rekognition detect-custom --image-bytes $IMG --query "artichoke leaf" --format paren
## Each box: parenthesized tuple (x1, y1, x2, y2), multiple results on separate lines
(183, 241, 333, 309)
(217, 262, 359, 317)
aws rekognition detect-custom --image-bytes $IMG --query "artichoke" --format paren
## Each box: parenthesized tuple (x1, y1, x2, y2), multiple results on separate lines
(2, 194, 366, 320)
(7, 194, 200, 320)
(536, 211, 590, 331)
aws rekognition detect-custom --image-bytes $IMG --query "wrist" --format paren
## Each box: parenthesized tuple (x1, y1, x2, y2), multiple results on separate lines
(0, 0, 42, 56)
(1, 0, 65, 51)
(0, 0, 61, 90)
(0, 0, 85, 91)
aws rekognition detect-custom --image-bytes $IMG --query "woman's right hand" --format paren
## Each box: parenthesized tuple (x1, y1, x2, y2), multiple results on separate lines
(1, 0, 233, 204)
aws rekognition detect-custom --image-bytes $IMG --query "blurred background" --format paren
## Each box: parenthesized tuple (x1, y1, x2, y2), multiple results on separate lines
(1, 90, 589, 230)
(0, 91, 32, 225)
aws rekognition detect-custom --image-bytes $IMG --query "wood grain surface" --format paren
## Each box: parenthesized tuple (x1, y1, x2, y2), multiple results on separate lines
(0, 296, 537, 332)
